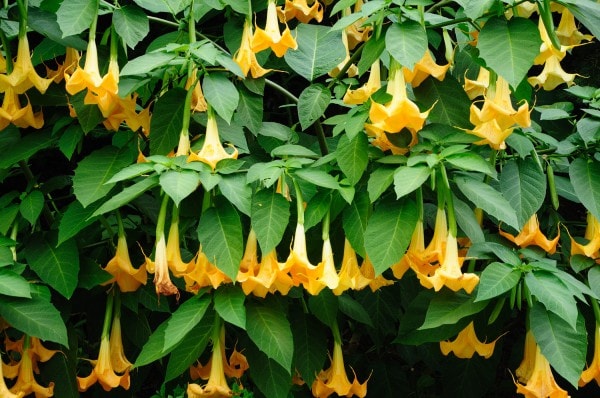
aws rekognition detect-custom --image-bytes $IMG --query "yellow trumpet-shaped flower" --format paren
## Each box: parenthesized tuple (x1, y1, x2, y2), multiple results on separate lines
(318, 237, 341, 291)
(188, 112, 238, 170)
(343, 60, 381, 105)
(555, 8, 593, 46)
(403, 51, 450, 88)
(359, 256, 394, 292)
(166, 216, 195, 277)
(0, 35, 53, 95)
(145, 233, 179, 298)
(46, 47, 80, 83)
(185, 70, 208, 113)
(570, 212, 600, 258)
(328, 31, 358, 78)
(102, 233, 147, 293)
(499, 215, 560, 254)
(311, 339, 368, 398)
(8, 347, 54, 398)
(184, 250, 232, 292)
(464, 67, 490, 100)
(528, 55, 576, 91)
(345, 0, 372, 50)
(392, 219, 427, 280)
(0, 356, 22, 398)
(515, 343, 568, 397)
(333, 239, 371, 295)
(440, 321, 497, 359)
(278, 0, 324, 24)
(285, 223, 326, 295)
(190, 344, 249, 381)
(580, 323, 600, 386)
(109, 312, 132, 375)
(468, 75, 530, 150)
(252, 0, 298, 58)
(65, 39, 111, 99)
(4, 336, 58, 374)
(0, 86, 44, 130)
(77, 334, 130, 392)
(234, 21, 271, 79)
(516, 330, 538, 383)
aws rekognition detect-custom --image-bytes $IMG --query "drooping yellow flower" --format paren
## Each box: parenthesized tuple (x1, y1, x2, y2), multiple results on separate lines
(278, 0, 324, 24)
(318, 237, 341, 291)
(188, 111, 238, 170)
(516, 330, 538, 383)
(46, 47, 80, 83)
(468, 75, 530, 149)
(345, 0, 372, 50)
(391, 219, 427, 280)
(580, 323, 600, 386)
(403, 51, 450, 88)
(440, 321, 497, 359)
(463, 67, 490, 100)
(333, 239, 371, 295)
(0, 356, 22, 398)
(144, 233, 180, 298)
(166, 215, 195, 277)
(570, 212, 600, 258)
(515, 343, 568, 397)
(555, 8, 593, 46)
(343, 60, 381, 105)
(285, 223, 326, 295)
(528, 55, 576, 91)
(234, 21, 271, 79)
(328, 31, 358, 78)
(251, 0, 298, 58)
(0, 35, 53, 95)
(0, 86, 44, 130)
(64, 39, 111, 100)
(8, 347, 54, 398)
(77, 334, 130, 392)
(184, 250, 232, 292)
(102, 233, 148, 293)
(190, 345, 249, 381)
(311, 339, 368, 398)
(499, 215, 560, 254)
(4, 336, 58, 374)
(185, 70, 208, 113)
(109, 310, 132, 375)
(359, 256, 394, 292)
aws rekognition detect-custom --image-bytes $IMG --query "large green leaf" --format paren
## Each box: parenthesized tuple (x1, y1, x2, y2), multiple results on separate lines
(290, 310, 327, 386)
(214, 285, 246, 329)
(339, 295, 373, 327)
(445, 152, 497, 178)
(0, 131, 55, 169)
(367, 166, 395, 203)
(251, 189, 290, 254)
(235, 86, 263, 135)
(218, 174, 253, 216)
(163, 294, 211, 352)
(150, 87, 186, 155)
(304, 190, 332, 231)
(247, 343, 291, 398)
(159, 170, 201, 207)
(569, 158, 600, 222)
(0, 295, 68, 347)
(477, 17, 541, 88)
(112, 4, 149, 49)
(413, 75, 473, 129)
(284, 24, 345, 81)
(393, 165, 431, 199)
(197, 201, 243, 280)
(133, 0, 191, 14)
(525, 271, 578, 330)
(455, 0, 495, 20)
(73, 146, 135, 207)
(121, 52, 177, 76)
(342, 191, 370, 257)
(25, 235, 79, 299)
(298, 84, 330, 130)
(92, 176, 159, 217)
(0, 269, 31, 298)
(364, 198, 418, 275)
(19, 190, 44, 226)
(308, 289, 339, 329)
(475, 262, 521, 302)
(203, 73, 239, 124)
(455, 176, 519, 230)
(499, 158, 546, 228)
(530, 302, 587, 388)
(56, 0, 98, 37)
(337, 133, 368, 185)
(246, 301, 293, 373)
(419, 290, 488, 330)
(385, 20, 427, 70)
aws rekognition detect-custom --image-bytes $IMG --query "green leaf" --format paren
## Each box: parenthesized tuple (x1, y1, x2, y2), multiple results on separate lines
(106, 162, 156, 184)
(163, 294, 211, 352)
(133, 0, 191, 14)
(343, 192, 369, 257)
(456, 0, 495, 20)
(56, 0, 98, 37)
(385, 20, 427, 70)
(525, 271, 578, 330)
(569, 158, 600, 222)
(121, 52, 177, 76)
(364, 198, 418, 275)
(214, 285, 246, 329)
(70, 91, 103, 133)
(20, 190, 44, 225)
(27, 8, 87, 50)
(150, 87, 186, 155)
(135, 315, 174, 367)
(445, 152, 497, 178)
(0, 295, 68, 346)
(455, 176, 519, 230)
(113, 4, 149, 49)
(339, 295, 373, 327)
(0, 131, 55, 169)
(298, 84, 330, 130)
(159, 170, 201, 207)
(499, 158, 546, 228)
(165, 310, 214, 382)
(393, 165, 431, 199)
(367, 166, 395, 203)
(357, 31, 385, 75)
(246, 301, 293, 373)
(304, 190, 332, 231)
(337, 133, 368, 185)
(92, 176, 159, 217)
(413, 75, 473, 129)
(271, 145, 319, 158)
(477, 17, 541, 88)
(419, 290, 488, 330)
(203, 73, 239, 124)
(284, 24, 346, 81)
(293, 169, 340, 190)
(308, 289, 339, 328)
(218, 174, 253, 216)
(25, 236, 79, 299)
(197, 201, 243, 280)
(251, 189, 290, 254)
(73, 146, 135, 207)
(235, 86, 263, 135)
(530, 302, 587, 388)
(0, 205, 19, 236)
(589, 267, 600, 299)
(453, 195, 485, 243)
(0, 269, 31, 298)
(58, 124, 83, 160)
(247, 343, 292, 398)
(290, 310, 327, 386)
(475, 262, 521, 302)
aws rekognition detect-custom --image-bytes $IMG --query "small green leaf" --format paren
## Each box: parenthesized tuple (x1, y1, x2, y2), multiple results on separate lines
(419, 290, 488, 330)
(159, 170, 201, 207)
(56, 0, 98, 37)
(293, 169, 340, 190)
(70, 91, 103, 133)
(456, 0, 495, 20)
(235, 86, 263, 135)
(271, 145, 319, 158)
(106, 162, 156, 184)
(413, 76, 473, 129)
(92, 176, 159, 217)
(339, 295, 373, 327)
(445, 152, 497, 178)
(163, 294, 211, 352)
(58, 124, 83, 160)
(20, 190, 44, 225)
(218, 174, 253, 216)
(367, 166, 395, 203)
(214, 285, 246, 329)
(203, 73, 239, 124)
(0, 269, 31, 298)
(499, 158, 546, 228)
(150, 87, 186, 155)
(113, 4, 149, 49)
(298, 84, 330, 130)
(385, 20, 427, 70)
(197, 201, 243, 280)
(308, 289, 339, 328)
(251, 189, 290, 254)
(569, 158, 600, 222)
(342, 191, 370, 257)
(475, 262, 521, 302)
(525, 272, 578, 330)
(337, 133, 368, 185)
(121, 52, 177, 76)
(290, 310, 327, 386)
(246, 301, 293, 373)
(0, 131, 55, 169)
(453, 195, 485, 243)
(393, 165, 431, 199)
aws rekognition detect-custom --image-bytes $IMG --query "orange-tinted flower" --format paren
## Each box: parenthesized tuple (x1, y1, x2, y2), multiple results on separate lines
(0, 35, 53, 95)
(184, 250, 232, 292)
(580, 323, 600, 386)
(103, 233, 148, 293)
(46, 47, 80, 83)
(329, 31, 358, 78)
(0, 86, 44, 130)
(166, 216, 195, 277)
(516, 330, 537, 383)
(359, 256, 394, 292)
(392, 219, 426, 280)
(515, 342, 568, 397)
(144, 233, 179, 298)
(278, 0, 324, 24)
(311, 339, 368, 398)
(440, 321, 497, 359)
(252, 0, 298, 58)
(109, 312, 132, 375)
(463, 67, 490, 100)
(8, 347, 54, 398)
(345, 0, 372, 50)
(65, 39, 111, 99)
(4, 336, 58, 374)
(285, 223, 326, 295)
(234, 21, 271, 79)
(186, 70, 208, 113)
(77, 334, 130, 392)
(333, 239, 370, 295)
(555, 8, 593, 46)
(190, 346, 249, 381)
(403, 51, 450, 88)
(499, 215, 559, 254)
(0, 356, 22, 398)
(188, 111, 238, 170)
(570, 212, 600, 258)
(343, 60, 381, 105)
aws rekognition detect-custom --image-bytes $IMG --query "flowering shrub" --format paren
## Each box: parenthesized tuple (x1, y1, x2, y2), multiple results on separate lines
(1, 0, 600, 397)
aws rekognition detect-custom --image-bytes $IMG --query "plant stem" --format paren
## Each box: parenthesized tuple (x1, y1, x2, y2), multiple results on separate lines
(101, 290, 114, 338)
